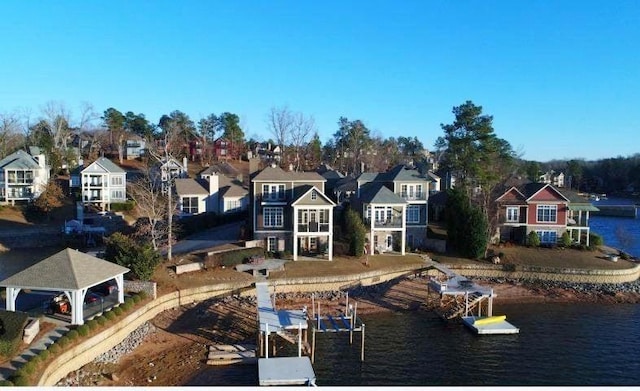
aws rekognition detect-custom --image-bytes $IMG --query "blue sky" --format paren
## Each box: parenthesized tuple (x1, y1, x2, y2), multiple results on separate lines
(1, 1, 638, 162)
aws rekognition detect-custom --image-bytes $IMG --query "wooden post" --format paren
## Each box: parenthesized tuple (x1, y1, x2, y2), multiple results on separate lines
(345, 291, 349, 314)
(360, 323, 365, 362)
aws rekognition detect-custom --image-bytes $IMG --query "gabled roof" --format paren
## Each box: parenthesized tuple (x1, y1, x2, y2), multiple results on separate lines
(358, 183, 407, 205)
(357, 164, 433, 184)
(496, 178, 574, 204)
(0, 248, 129, 291)
(82, 157, 126, 174)
(523, 183, 569, 202)
(252, 166, 325, 182)
(291, 185, 336, 206)
(0, 150, 41, 170)
(219, 175, 248, 198)
(174, 178, 209, 196)
(199, 161, 240, 177)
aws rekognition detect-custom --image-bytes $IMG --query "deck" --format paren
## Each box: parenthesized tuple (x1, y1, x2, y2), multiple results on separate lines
(258, 356, 316, 386)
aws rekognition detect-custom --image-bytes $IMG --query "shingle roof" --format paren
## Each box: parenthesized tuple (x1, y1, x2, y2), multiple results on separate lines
(174, 178, 209, 195)
(358, 164, 432, 184)
(0, 150, 40, 170)
(0, 248, 129, 290)
(252, 166, 325, 182)
(83, 157, 126, 173)
(358, 183, 406, 204)
(219, 176, 248, 198)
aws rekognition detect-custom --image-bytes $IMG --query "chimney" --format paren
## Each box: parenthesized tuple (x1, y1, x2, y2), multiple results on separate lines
(249, 157, 261, 179)
(208, 172, 220, 213)
(289, 163, 294, 172)
(182, 157, 188, 177)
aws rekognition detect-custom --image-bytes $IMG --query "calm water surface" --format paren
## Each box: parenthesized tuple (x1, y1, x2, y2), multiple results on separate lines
(590, 197, 640, 257)
(189, 303, 640, 386)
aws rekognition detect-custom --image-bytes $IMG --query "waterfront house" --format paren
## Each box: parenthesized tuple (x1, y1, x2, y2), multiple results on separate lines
(80, 157, 127, 211)
(250, 164, 335, 260)
(175, 169, 248, 216)
(353, 164, 433, 254)
(124, 135, 146, 160)
(539, 170, 565, 188)
(495, 181, 597, 246)
(0, 147, 50, 205)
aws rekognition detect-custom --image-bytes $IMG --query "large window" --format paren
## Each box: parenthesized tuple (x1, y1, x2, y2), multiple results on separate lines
(111, 190, 124, 200)
(400, 184, 423, 200)
(506, 207, 520, 223)
(182, 197, 199, 214)
(537, 205, 557, 223)
(111, 176, 124, 186)
(263, 184, 286, 201)
(536, 230, 557, 244)
(406, 205, 420, 223)
(263, 207, 283, 227)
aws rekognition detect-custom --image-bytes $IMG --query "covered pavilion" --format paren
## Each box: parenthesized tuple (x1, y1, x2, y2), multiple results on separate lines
(0, 248, 129, 325)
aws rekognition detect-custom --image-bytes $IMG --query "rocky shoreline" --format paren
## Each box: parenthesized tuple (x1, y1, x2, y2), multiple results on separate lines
(57, 275, 640, 386)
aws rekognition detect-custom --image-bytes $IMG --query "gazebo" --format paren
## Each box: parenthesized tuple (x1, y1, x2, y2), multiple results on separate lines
(0, 248, 130, 325)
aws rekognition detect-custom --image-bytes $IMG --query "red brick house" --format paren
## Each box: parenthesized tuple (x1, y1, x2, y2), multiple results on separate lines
(495, 182, 597, 246)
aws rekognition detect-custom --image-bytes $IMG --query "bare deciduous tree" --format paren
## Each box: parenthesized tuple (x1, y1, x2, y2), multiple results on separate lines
(267, 106, 294, 163)
(128, 164, 169, 251)
(290, 112, 316, 171)
(0, 111, 25, 159)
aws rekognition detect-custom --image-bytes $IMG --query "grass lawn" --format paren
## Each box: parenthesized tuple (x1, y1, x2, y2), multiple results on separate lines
(431, 244, 636, 270)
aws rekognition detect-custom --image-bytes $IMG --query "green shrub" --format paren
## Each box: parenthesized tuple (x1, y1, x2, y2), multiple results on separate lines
(137, 291, 147, 300)
(104, 311, 116, 321)
(527, 231, 540, 247)
(77, 325, 89, 337)
(0, 380, 14, 386)
(48, 344, 61, 355)
(132, 294, 142, 303)
(0, 310, 29, 357)
(113, 306, 124, 316)
(38, 350, 50, 361)
(502, 263, 517, 272)
(56, 336, 70, 348)
(96, 316, 107, 326)
(110, 200, 135, 212)
(66, 330, 79, 340)
(589, 233, 604, 246)
(124, 297, 134, 306)
(10, 375, 28, 386)
(21, 361, 36, 375)
(86, 319, 98, 330)
(121, 301, 133, 311)
(560, 231, 571, 247)
(219, 248, 265, 267)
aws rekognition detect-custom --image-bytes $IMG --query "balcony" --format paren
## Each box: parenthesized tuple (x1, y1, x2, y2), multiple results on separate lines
(399, 191, 426, 201)
(297, 222, 330, 233)
(84, 182, 105, 187)
(7, 179, 34, 185)
(364, 218, 403, 229)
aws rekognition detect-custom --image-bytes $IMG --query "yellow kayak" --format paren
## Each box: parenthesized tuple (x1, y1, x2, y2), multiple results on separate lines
(473, 315, 506, 326)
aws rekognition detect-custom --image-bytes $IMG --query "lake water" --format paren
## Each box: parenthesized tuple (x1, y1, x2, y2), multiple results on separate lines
(590, 197, 640, 257)
(189, 303, 640, 386)
(188, 200, 640, 386)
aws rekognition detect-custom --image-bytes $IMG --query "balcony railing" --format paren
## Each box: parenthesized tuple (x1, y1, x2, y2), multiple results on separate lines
(399, 191, 426, 201)
(84, 182, 105, 187)
(297, 222, 330, 233)
(7, 179, 34, 185)
(364, 218, 403, 229)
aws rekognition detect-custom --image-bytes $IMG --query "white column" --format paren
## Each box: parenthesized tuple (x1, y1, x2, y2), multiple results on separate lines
(6, 287, 20, 311)
(328, 206, 333, 260)
(401, 204, 406, 255)
(67, 289, 86, 325)
(293, 206, 299, 261)
(115, 274, 125, 303)
(369, 205, 375, 256)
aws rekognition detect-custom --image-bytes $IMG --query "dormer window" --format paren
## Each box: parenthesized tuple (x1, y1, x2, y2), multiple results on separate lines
(311, 190, 317, 200)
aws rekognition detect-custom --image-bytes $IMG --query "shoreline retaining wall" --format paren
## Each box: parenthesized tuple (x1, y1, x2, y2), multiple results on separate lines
(37, 260, 640, 386)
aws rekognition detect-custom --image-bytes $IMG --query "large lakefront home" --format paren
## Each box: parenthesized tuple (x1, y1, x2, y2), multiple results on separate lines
(79, 157, 127, 211)
(495, 181, 598, 246)
(174, 169, 248, 216)
(0, 148, 50, 205)
(353, 165, 433, 255)
(250, 165, 335, 260)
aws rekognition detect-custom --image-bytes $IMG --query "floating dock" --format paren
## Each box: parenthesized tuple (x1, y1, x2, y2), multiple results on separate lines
(461, 316, 520, 335)
(258, 356, 316, 386)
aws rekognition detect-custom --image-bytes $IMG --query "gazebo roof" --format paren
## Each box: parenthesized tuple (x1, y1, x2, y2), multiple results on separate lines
(0, 248, 130, 291)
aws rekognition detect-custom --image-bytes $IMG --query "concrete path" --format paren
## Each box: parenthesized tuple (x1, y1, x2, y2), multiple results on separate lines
(0, 321, 69, 382)
(163, 221, 244, 257)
